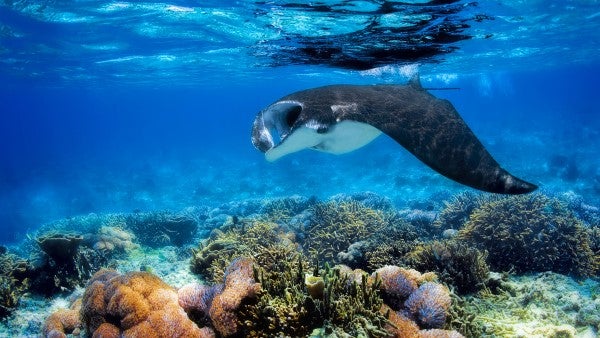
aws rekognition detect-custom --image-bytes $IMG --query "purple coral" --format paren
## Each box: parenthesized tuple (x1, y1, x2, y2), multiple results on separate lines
(373, 266, 418, 309)
(404, 282, 451, 329)
(178, 283, 223, 317)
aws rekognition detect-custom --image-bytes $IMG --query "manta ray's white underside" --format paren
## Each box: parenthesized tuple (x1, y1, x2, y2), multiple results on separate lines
(265, 120, 382, 162)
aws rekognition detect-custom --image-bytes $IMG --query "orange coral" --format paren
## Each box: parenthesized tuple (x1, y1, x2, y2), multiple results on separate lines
(208, 257, 261, 337)
(381, 304, 420, 338)
(92, 322, 120, 338)
(80, 269, 213, 338)
(42, 299, 82, 338)
(374, 265, 419, 309)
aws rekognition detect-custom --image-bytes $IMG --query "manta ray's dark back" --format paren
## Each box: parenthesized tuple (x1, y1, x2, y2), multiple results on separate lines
(252, 80, 538, 194)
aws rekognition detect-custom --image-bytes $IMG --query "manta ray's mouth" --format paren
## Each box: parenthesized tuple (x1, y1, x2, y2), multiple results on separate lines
(251, 101, 303, 152)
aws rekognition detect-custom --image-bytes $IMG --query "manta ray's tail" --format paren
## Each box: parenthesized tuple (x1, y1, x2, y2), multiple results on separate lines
(482, 168, 538, 194)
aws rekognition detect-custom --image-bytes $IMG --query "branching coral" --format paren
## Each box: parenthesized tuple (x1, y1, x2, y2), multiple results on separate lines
(459, 194, 598, 276)
(79, 269, 213, 338)
(304, 200, 389, 264)
(0, 252, 30, 318)
(319, 264, 390, 337)
(260, 195, 316, 223)
(355, 217, 420, 271)
(433, 192, 502, 232)
(190, 219, 300, 283)
(404, 240, 490, 295)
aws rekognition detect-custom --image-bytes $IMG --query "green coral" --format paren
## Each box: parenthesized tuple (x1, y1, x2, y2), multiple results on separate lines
(0, 252, 31, 318)
(190, 219, 300, 283)
(238, 262, 389, 338)
(404, 240, 490, 295)
(304, 200, 389, 264)
(362, 219, 420, 271)
(433, 191, 501, 232)
(459, 194, 598, 277)
(318, 265, 389, 337)
(239, 257, 319, 337)
(261, 196, 316, 223)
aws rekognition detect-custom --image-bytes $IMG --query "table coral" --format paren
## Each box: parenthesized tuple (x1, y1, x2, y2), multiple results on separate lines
(80, 269, 213, 338)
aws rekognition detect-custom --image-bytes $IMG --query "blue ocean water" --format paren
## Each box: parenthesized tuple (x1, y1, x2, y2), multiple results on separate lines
(0, 0, 599, 246)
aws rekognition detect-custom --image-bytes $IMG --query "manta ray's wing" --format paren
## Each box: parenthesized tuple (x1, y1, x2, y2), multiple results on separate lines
(355, 84, 537, 194)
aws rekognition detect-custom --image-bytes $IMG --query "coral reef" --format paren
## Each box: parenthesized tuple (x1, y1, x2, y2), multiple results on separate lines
(260, 195, 316, 223)
(459, 272, 600, 337)
(239, 261, 390, 337)
(79, 269, 213, 337)
(404, 240, 490, 295)
(373, 266, 460, 337)
(304, 200, 389, 264)
(346, 215, 419, 271)
(459, 194, 598, 276)
(125, 212, 198, 247)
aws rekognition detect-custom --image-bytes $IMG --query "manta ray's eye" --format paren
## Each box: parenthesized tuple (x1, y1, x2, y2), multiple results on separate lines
(285, 105, 302, 128)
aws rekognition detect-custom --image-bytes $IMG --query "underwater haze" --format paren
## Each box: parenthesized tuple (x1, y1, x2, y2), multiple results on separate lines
(0, 0, 599, 337)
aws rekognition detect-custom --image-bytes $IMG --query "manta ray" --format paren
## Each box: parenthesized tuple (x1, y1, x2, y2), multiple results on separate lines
(251, 77, 537, 194)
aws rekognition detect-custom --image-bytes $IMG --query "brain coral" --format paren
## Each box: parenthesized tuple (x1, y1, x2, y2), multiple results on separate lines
(405, 282, 451, 329)
(459, 194, 598, 276)
(42, 299, 82, 338)
(80, 269, 214, 338)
